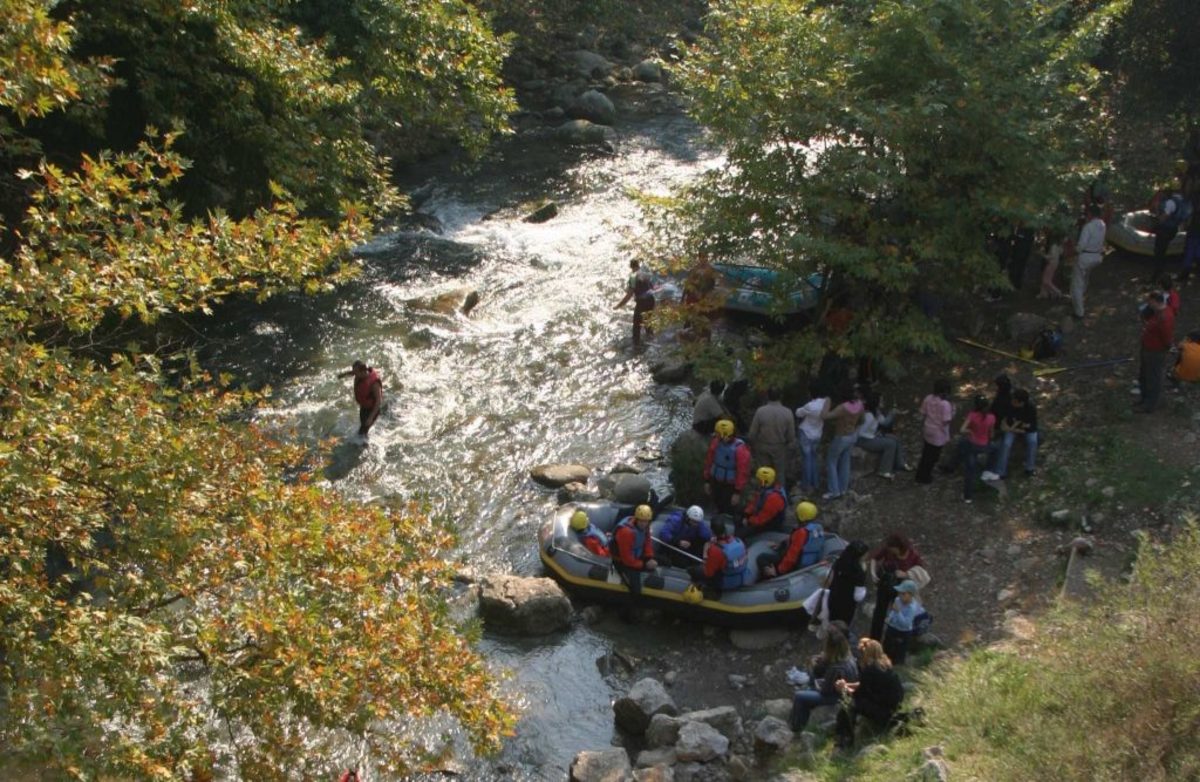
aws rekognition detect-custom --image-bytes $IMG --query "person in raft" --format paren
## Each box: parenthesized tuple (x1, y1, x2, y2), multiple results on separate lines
(570, 510, 610, 558)
(703, 419, 752, 514)
(689, 518, 748, 597)
(756, 501, 825, 579)
(736, 466, 788, 540)
(337, 360, 383, 441)
(611, 504, 659, 619)
(658, 505, 713, 566)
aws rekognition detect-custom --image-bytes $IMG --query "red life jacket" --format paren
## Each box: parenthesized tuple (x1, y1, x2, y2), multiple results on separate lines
(354, 369, 381, 407)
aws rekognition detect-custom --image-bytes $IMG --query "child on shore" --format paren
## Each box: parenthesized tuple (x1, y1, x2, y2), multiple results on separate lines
(883, 580, 923, 665)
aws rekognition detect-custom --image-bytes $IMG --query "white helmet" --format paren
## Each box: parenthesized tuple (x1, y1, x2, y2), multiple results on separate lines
(686, 505, 705, 522)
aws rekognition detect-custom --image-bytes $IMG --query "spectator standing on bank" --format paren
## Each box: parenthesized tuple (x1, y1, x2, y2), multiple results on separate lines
(795, 382, 831, 495)
(1136, 291, 1176, 413)
(748, 388, 797, 490)
(914, 379, 954, 485)
(1071, 204, 1106, 320)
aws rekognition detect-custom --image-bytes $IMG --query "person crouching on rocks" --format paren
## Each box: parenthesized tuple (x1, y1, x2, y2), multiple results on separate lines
(689, 519, 747, 598)
(570, 510, 610, 558)
(611, 504, 658, 620)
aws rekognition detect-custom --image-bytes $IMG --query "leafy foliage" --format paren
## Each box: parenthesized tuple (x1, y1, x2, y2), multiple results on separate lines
(662, 0, 1119, 383)
(0, 2, 516, 777)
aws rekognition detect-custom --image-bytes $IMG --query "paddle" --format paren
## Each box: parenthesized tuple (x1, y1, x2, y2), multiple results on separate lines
(956, 337, 1047, 366)
(651, 535, 704, 564)
(1033, 357, 1134, 377)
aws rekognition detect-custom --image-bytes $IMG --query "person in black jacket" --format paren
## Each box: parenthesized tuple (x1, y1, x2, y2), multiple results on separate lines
(826, 540, 870, 627)
(834, 638, 905, 749)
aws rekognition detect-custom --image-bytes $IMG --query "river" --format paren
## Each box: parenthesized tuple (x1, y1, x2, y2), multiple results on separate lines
(198, 95, 724, 778)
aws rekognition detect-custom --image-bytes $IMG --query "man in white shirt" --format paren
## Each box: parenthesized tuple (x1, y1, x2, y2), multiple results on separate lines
(1071, 204, 1106, 319)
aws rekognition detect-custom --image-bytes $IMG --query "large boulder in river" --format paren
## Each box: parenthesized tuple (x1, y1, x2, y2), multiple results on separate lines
(569, 89, 617, 126)
(570, 748, 631, 782)
(614, 678, 679, 734)
(478, 575, 572, 635)
(613, 473, 654, 505)
(554, 119, 616, 146)
(530, 463, 591, 487)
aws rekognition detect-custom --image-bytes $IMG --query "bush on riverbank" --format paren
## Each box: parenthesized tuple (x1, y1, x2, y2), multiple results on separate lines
(801, 519, 1200, 781)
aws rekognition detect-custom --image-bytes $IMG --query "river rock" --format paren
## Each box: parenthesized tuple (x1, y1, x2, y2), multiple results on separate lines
(478, 575, 572, 635)
(675, 721, 729, 762)
(645, 713, 684, 748)
(1007, 312, 1050, 343)
(635, 747, 677, 768)
(761, 699, 791, 722)
(558, 481, 601, 504)
(635, 766, 675, 782)
(753, 717, 793, 753)
(564, 49, 614, 79)
(679, 706, 742, 741)
(614, 678, 679, 734)
(651, 357, 693, 384)
(634, 60, 664, 83)
(729, 627, 790, 651)
(570, 748, 632, 782)
(570, 89, 618, 126)
(530, 463, 591, 487)
(555, 119, 617, 146)
(524, 201, 559, 223)
(613, 473, 654, 505)
(675, 761, 732, 782)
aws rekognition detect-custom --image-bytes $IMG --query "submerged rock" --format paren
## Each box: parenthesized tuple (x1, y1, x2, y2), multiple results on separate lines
(524, 201, 560, 223)
(554, 119, 617, 146)
(530, 463, 591, 487)
(478, 575, 572, 635)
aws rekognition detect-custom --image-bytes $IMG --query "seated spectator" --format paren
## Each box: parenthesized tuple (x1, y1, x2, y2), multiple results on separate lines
(856, 391, 908, 478)
(992, 388, 1039, 478)
(834, 638, 905, 749)
(883, 580, 923, 665)
(790, 625, 858, 731)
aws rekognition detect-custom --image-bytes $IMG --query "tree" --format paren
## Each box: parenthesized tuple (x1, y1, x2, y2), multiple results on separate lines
(1, 4, 514, 778)
(660, 0, 1119, 384)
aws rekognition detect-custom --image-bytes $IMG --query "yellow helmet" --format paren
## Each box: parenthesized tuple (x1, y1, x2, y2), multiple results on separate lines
(714, 419, 735, 438)
(570, 510, 589, 531)
(756, 466, 776, 486)
(683, 584, 704, 604)
(634, 504, 653, 522)
(796, 501, 818, 522)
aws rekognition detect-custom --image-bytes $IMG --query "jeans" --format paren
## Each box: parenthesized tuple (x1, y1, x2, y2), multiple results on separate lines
(857, 434, 905, 474)
(1139, 347, 1169, 411)
(826, 433, 857, 497)
(993, 431, 1039, 476)
(914, 442, 942, 484)
(799, 431, 821, 490)
(958, 439, 994, 500)
(790, 688, 839, 731)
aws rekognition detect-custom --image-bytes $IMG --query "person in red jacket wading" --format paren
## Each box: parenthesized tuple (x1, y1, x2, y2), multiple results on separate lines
(337, 360, 383, 442)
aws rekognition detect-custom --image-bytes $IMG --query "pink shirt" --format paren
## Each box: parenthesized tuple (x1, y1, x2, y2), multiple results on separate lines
(920, 394, 954, 446)
(964, 411, 995, 446)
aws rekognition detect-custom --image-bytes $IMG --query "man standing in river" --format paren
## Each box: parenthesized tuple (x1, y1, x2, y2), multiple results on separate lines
(337, 360, 383, 441)
(614, 259, 656, 347)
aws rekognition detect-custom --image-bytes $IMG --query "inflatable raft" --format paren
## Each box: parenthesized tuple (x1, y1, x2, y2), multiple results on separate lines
(538, 501, 845, 627)
(1106, 210, 1186, 257)
(713, 264, 824, 317)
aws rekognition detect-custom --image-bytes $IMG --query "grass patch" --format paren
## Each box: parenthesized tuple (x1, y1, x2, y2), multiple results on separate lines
(797, 520, 1200, 781)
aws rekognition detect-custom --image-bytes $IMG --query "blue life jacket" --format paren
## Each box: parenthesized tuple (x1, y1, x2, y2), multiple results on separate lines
(576, 524, 609, 552)
(715, 537, 748, 590)
(750, 485, 788, 528)
(613, 517, 646, 562)
(798, 522, 825, 568)
(711, 437, 745, 484)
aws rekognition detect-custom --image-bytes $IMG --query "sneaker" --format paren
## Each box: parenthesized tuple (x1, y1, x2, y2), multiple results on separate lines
(1025, 468, 1037, 477)
(963, 497, 973, 504)
(897, 463, 912, 472)
(878, 472, 895, 480)
(821, 492, 840, 500)
(1129, 388, 1142, 396)
(980, 470, 1000, 482)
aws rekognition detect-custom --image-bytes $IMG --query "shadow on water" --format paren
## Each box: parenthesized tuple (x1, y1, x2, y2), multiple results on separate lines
(324, 440, 367, 482)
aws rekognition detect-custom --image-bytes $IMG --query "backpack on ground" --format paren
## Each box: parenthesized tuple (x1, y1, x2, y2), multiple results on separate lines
(1030, 328, 1063, 360)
